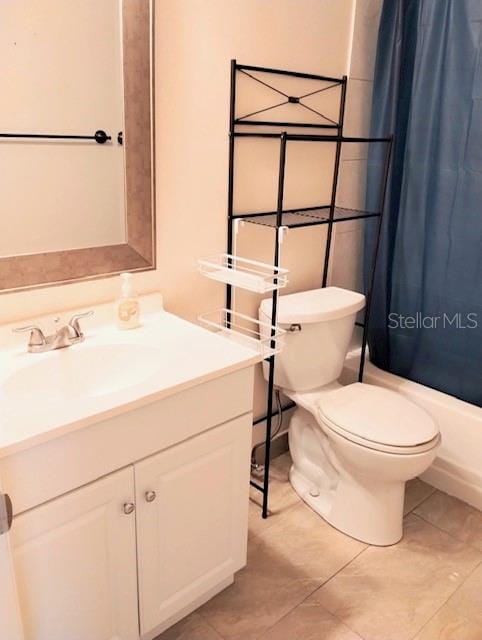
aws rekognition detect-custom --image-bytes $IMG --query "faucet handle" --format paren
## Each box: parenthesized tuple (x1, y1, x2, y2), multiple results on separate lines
(12, 325, 46, 347)
(68, 311, 94, 338)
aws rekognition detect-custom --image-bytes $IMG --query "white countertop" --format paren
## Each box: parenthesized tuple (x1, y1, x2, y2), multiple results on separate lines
(0, 305, 260, 458)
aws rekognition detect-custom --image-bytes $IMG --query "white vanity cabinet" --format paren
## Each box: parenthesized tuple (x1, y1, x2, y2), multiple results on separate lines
(136, 416, 250, 636)
(11, 467, 139, 640)
(2, 366, 255, 640)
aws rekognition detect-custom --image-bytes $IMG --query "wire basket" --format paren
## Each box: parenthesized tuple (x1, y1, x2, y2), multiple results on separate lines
(198, 254, 289, 293)
(198, 308, 286, 357)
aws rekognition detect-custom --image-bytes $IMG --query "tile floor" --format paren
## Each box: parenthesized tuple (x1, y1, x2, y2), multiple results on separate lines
(158, 453, 482, 640)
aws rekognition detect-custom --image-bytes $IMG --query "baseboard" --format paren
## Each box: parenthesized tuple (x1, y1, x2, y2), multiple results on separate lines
(421, 457, 482, 511)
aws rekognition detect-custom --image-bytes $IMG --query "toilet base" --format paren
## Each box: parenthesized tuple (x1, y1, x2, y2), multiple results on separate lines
(289, 464, 404, 546)
(286, 398, 439, 546)
(286, 405, 422, 546)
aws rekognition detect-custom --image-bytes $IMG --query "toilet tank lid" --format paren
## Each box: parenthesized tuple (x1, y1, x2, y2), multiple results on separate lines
(260, 287, 365, 324)
(319, 383, 439, 447)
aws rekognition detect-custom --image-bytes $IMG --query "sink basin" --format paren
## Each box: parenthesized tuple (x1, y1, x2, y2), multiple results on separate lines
(2, 344, 163, 400)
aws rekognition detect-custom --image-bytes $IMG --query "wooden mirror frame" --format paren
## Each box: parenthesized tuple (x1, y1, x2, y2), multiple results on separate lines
(0, 0, 155, 293)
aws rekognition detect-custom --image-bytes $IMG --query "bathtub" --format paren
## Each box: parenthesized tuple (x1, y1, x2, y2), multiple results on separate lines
(343, 351, 482, 510)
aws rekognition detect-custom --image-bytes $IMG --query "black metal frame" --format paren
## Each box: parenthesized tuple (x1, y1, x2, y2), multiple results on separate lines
(226, 60, 393, 518)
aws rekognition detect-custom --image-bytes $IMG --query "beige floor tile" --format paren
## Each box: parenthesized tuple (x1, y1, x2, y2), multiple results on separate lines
(414, 562, 482, 639)
(449, 562, 482, 619)
(404, 478, 436, 515)
(414, 607, 482, 640)
(309, 514, 482, 640)
(201, 498, 366, 640)
(199, 538, 320, 639)
(253, 501, 367, 582)
(414, 491, 482, 551)
(270, 452, 292, 477)
(259, 602, 363, 639)
(248, 493, 297, 537)
(155, 612, 222, 640)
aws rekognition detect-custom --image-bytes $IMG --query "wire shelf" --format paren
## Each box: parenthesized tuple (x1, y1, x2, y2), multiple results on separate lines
(236, 206, 380, 229)
(198, 309, 286, 358)
(198, 254, 289, 293)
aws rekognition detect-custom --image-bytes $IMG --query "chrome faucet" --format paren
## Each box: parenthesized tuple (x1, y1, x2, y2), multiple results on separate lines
(13, 311, 94, 353)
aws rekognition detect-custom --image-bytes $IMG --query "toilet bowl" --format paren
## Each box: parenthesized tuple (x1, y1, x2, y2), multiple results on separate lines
(259, 287, 440, 546)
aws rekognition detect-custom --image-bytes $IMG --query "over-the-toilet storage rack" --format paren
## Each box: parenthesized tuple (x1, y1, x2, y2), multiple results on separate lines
(199, 61, 393, 518)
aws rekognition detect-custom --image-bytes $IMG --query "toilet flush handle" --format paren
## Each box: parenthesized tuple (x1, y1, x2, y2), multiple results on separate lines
(289, 324, 302, 332)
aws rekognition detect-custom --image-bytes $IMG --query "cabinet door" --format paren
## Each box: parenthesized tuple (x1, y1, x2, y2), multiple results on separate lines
(10, 467, 139, 640)
(136, 414, 252, 635)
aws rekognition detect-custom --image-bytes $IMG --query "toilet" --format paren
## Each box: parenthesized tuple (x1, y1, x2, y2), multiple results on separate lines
(259, 287, 440, 546)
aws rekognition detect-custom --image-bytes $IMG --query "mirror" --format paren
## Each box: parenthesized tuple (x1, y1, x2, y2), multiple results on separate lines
(0, 0, 155, 292)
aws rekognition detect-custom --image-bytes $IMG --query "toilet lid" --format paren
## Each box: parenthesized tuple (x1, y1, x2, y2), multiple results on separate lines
(260, 287, 365, 324)
(318, 383, 439, 448)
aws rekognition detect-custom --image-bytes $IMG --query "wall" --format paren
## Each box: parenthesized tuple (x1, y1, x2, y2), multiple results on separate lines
(0, 0, 356, 420)
(330, 0, 383, 294)
(0, 0, 125, 257)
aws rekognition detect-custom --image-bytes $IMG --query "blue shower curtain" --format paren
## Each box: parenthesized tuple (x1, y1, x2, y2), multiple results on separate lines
(365, 0, 482, 406)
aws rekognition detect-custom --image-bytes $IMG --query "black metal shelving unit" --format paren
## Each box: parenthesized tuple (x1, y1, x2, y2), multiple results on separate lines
(225, 60, 393, 518)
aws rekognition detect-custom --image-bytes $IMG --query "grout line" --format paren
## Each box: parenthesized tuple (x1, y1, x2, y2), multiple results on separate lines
(407, 557, 482, 640)
(301, 544, 370, 637)
(205, 487, 477, 640)
(258, 545, 372, 640)
(404, 486, 437, 515)
(255, 581, 325, 640)
(315, 544, 370, 592)
(413, 485, 438, 506)
(299, 544, 370, 606)
(243, 499, 370, 638)
(204, 616, 225, 640)
(411, 511, 482, 554)
(314, 508, 480, 640)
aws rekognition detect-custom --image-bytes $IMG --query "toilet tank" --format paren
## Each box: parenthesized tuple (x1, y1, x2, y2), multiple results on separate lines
(259, 287, 365, 392)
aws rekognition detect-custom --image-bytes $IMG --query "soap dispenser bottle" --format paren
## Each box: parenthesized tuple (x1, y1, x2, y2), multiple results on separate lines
(116, 272, 140, 330)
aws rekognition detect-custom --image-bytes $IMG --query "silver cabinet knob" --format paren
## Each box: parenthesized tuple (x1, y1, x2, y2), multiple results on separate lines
(145, 490, 157, 503)
(123, 502, 135, 515)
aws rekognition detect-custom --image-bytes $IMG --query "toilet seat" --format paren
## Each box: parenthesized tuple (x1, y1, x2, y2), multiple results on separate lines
(321, 413, 440, 454)
(318, 383, 440, 454)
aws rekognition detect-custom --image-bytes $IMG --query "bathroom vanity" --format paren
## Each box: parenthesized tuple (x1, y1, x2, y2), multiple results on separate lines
(0, 298, 259, 640)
